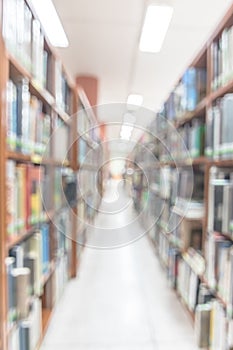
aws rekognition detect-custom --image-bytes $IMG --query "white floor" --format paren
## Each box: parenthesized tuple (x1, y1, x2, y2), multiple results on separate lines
(40, 180, 199, 350)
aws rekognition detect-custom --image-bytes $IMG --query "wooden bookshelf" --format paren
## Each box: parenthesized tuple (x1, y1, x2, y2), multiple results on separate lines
(0, 0, 103, 348)
(130, 3, 233, 347)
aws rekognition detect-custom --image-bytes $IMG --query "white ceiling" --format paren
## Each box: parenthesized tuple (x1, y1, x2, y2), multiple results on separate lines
(54, 0, 232, 109)
(53, 0, 232, 156)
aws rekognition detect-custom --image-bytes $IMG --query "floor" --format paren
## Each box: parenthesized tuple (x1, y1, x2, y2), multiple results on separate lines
(41, 180, 199, 350)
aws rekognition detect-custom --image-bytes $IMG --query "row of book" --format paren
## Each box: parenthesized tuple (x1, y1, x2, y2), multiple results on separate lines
(7, 256, 69, 350)
(6, 161, 77, 236)
(3, 0, 73, 114)
(6, 228, 49, 325)
(155, 122, 205, 163)
(3, 0, 50, 88)
(205, 232, 233, 312)
(212, 26, 233, 91)
(170, 119, 205, 160)
(55, 60, 72, 114)
(205, 94, 233, 159)
(153, 225, 204, 310)
(162, 67, 206, 120)
(177, 253, 201, 312)
(208, 167, 233, 236)
(6, 161, 46, 236)
(6, 79, 51, 155)
(158, 94, 233, 162)
(159, 95, 233, 161)
(8, 297, 42, 350)
(195, 296, 233, 350)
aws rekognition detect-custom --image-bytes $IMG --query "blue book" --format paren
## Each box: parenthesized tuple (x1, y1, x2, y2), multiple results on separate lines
(182, 68, 198, 111)
(41, 224, 50, 274)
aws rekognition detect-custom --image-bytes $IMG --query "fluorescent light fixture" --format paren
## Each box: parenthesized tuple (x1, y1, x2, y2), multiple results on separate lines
(139, 5, 173, 53)
(120, 124, 134, 140)
(30, 0, 69, 47)
(127, 94, 143, 107)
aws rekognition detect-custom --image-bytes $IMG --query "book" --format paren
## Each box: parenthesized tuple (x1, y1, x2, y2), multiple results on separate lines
(28, 232, 43, 296)
(15, 164, 27, 232)
(6, 160, 17, 236)
(16, 78, 30, 152)
(205, 108, 214, 157)
(209, 175, 233, 234)
(11, 267, 30, 320)
(32, 19, 44, 85)
(5, 257, 17, 324)
(41, 224, 50, 274)
(220, 94, 233, 158)
(195, 303, 212, 348)
(6, 80, 18, 151)
(27, 165, 44, 227)
(8, 326, 20, 350)
(53, 119, 69, 162)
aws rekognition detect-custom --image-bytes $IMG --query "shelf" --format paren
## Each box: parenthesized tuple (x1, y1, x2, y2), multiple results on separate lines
(6, 151, 70, 167)
(30, 79, 55, 107)
(200, 276, 227, 309)
(8, 53, 32, 80)
(8, 53, 55, 108)
(6, 213, 52, 250)
(213, 230, 233, 242)
(210, 78, 233, 102)
(53, 106, 71, 124)
(175, 98, 207, 127)
(41, 308, 52, 335)
(6, 151, 53, 165)
(41, 261, 56, 287)
(161, 156, 207, 167)
(175, 289, 195, 322)
(209, 158, 233, 167)
(7, 229, 36, 250)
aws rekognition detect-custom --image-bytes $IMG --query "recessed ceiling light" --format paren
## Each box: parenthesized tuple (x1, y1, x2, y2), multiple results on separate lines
(127, 94, 143, 107)
(30, 0, 69, 48)
(139, 5, 173, 53)
(120, 124, 134, 140)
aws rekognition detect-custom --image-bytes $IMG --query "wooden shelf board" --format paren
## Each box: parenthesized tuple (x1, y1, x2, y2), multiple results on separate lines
(8, 52, 55, 107)
(30, 79, 55, 107)
(175, 98, 207, 127)
(34, 308, 53, 350)
(208, 1, 233, 42)
(42, 308, 52, 334)
(200, 276, 227, 308)
(6, 151, 54, 165)
(161, 156, 207, 167)
(53, 106, 71, 125)
(7, 229, 36, 250)
(6, 151, 31, 162)
(210, 78, 233, 102)
(213, 230, 233, 242)
(6, 215, 53, 249)
(8, 53, 32, 80)
(41, 261, 56, 287)
(209, 158, 233, 167)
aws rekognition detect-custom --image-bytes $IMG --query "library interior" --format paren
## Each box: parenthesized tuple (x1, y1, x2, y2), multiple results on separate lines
(2, 0, 233, 349)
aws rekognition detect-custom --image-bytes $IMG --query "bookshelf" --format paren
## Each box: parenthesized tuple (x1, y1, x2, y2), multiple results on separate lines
(130, 3, 233, 349)
(75, 86, 103, 252)
(0, 0, 102, 349)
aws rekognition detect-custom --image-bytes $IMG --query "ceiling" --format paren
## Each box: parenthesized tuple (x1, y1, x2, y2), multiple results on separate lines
(53, 0, 232, 157)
